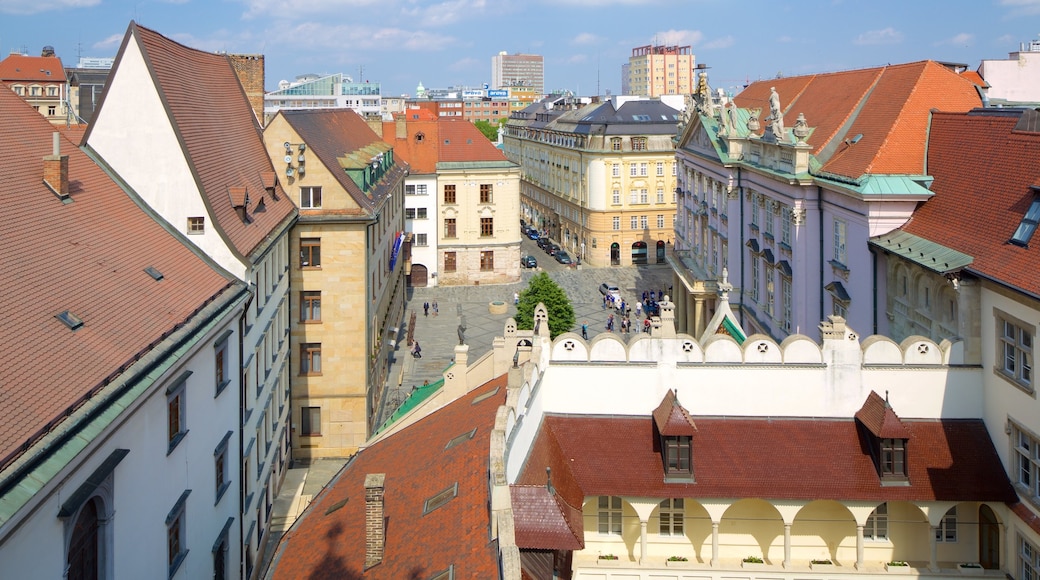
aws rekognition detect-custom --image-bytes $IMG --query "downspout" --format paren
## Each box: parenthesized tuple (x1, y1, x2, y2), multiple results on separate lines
(818, 186, 825, 323)
(737, 167, 745, 326)
(238, 289, 252, 580)
(871, 246, 879, 335)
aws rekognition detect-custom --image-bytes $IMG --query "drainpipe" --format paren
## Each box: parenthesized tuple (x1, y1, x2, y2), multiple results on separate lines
(871, 246, 879, 335)
(818, 186, 825, 323)
(737, 167, 745, 327)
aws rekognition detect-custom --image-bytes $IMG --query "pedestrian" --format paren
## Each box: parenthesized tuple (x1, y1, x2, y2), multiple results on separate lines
(423, 301, 429, 317)
(602, 294, 607, 310)
(423, 379, 430, 387)
(635, 302, 642, 317)
(607, 313, 614, 332)
(642, 290, 648, 303)
(581, 321, 588, 340)
(412, 340, 422, 358)
(658, 289, 664, 301)
(433, 301, 438, 316)
(643, 318, 651, 333)
(514, 291, 519, 305)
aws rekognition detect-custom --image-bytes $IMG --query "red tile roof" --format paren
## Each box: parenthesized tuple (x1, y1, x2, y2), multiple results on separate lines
(0, 85, 237, 466)
(382, 116, 509, 175)
(269, 377, 508, 579)
(900, 108, 1040, 296)
(517, 413, 1014, 505)
(108, 22, 296, 259)
(854, 391, 910, 439)
(735, 61, 981, 181)
(0, 54, 66, 83)
(280, 108, 405, 212)
(653, 390, 697, 436)
(510, 485, 584, 550)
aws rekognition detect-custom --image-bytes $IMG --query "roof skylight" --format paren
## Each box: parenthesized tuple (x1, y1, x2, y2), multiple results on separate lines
(1010, 191, 1040, 247)
(422, 483, 458, 515)
(56, 310, 84, 331)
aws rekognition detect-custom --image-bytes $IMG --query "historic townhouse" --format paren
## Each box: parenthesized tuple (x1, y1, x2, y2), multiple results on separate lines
(670, 61, 983, 340)
(83, 22, 298, 578)
(268, 295, 1024, 579)
(262, 108, 408, 459)
(0, 86, 249, 579)
(0, 47, 70, 124)
(503, 96, 680, 267)
(380, 109, 521, 287)
(872, 107, 1040, 579)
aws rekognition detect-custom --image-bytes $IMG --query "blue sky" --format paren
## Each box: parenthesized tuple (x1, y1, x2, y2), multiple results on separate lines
(2, 0, 1039, 97)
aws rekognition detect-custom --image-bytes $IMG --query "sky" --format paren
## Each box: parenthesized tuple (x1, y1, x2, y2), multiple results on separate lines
(2, 0, 1040, 98)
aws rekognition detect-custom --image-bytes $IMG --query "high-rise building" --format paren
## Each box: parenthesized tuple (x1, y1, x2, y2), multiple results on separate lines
(627, 44, 695, 97)
(491, 52, 544, 97)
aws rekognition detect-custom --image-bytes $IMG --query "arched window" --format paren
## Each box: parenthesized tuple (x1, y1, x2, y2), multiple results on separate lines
(68, 497, 101, 580)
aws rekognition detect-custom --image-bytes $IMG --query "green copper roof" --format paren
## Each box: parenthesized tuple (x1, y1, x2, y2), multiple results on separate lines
(856, 175, 934, 197)
(721, 317, 747, 344)
(374, 370, 450, 434)
(871, 230, 974, 274)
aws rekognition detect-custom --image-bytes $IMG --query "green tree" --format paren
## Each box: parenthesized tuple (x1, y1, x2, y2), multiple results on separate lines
(515, 272, 575, 339)
(473, 119, 500, 142)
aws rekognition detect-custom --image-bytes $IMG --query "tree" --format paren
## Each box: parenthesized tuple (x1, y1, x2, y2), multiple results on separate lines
(473, 119, 499, 142)
(515, 272, 575, 339)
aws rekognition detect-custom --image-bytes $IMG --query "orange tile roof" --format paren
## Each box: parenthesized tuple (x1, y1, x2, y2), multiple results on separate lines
(960, 70, 989, 88)
(0, 54, 66, 83)
(0, 85, 238, 466)
(735, 61, 981, 181)
(854, 391, 910, 439)
(381, 116, 508, 174)
(652, 389, 697, 436)
(269, 376, 508, 579)
(118, 22, 296, 259)
(899, 109, 1040, 295)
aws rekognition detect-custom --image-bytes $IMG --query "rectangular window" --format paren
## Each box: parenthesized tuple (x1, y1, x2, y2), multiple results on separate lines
(640, 189, 648, 204)
(656, 188, 664, 203)
(750, 194, 759, 226)
(751, 256, 760, 301)
(632, 137, 647, 151)
(406, 208, 416, 220)
(167, 492, 190, 576)
(659, 498, 684, 535)
(414, 233, 428, 247)
(781, 207, 792, 245)
(612, 163, 620, 177)
(444, 218, 457, 238)
(630, 216, 638, 230)
(656, 162, 664, 176)
(480, 217, 494, 237)
(611, 138, 622, 151)
(630, 189, 639, 204)
(405, 184, 416, 195)
(188, 216, 205, 234)
(214, 431, 232, 502)
(215, 338, 230, 395)
(444, 252, 457, 272)
(415, 184, 428, 195)
(300, 238, 321, 268)
(782, 278, 792, 331)
(935, 507, 957, 542)
(300, 343, 321, 375)
(299, 186, 322, 209)
(833, 219, 847, 264)
(639, 162, 648, 176)
(630, 164, 638, 177)
(657, 215, 665, 229)
(300, 291, 321, 322)
(1021, 535, 1040, 580)
(999, 314, 1033, 390)
(612, 189, 620, 205)
(598, 496, 623, 535)
(480, 251, 494, 271)
(612, 217, 620, 231)
(665, 437, 691, 474)
(1012, 422, 1040, 503)
(443, 184, 456, 204)
(640, 215, 648, 230)
(167, 378, 187, 452)
(301, 406, 321, 436)
(865, 503, 888, 541)
(881, 438, 906, 478)
(416, 208, 427, 219)
(480, 183, 493, 204)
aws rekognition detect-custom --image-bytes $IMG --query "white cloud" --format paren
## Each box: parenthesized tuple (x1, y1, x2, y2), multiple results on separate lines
(777, 35, 793, 44)
(702, 36, 734, 50)
(1000, 0, 1040, 15)
(277, 22, 457, 53)
(566, 54, 588, 64)
(654, 29, 702, 47)
(239, 0, 382, 20)
(935, 33, 973, 47)
(449, 57, 480, 71)
(92, 34, 125, 51)
(0, 0, 98, 16)
(853, 27, 903, 46)
(571, 32, 602, 46)
(400, 0, 488, 26)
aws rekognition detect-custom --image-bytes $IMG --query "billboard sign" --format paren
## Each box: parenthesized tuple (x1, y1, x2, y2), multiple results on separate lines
(487, 89, 508, 99)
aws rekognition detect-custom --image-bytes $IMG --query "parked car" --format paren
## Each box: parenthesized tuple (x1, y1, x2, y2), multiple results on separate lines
(545, 244, 560, 256)
(554, 251, 572, 265)
(526, 229, 540, 240)
(536, 237, 551, 249)
(599, 283, 621, 299)
(521, 255, 538, 268)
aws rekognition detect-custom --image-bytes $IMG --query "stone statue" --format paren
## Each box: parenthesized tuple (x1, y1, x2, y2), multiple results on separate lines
(727, 99, 739, 137)
(457, 322, 466, 345)
(765, 86, 785, 140)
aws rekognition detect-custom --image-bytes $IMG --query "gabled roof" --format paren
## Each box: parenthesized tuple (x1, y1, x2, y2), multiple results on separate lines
(0, 53, 66, 83)
(0, 85, 237, 468)
(516, 413, 1014, 505)
(855, 391, 910, 439)
(652, 390, 697, 436)
(734, 61, 981, 182)
(896, 108, 1040, 296)
(279, 108, 406, 212)
(383, 115, 510, 175)
(510, 484, 584, 550)
(100, 22, 296, 259)
(269, 376, 507, 579)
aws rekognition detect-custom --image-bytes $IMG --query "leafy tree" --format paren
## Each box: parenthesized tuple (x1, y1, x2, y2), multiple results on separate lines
(515, 272, 575, 339)
(473, 119, 499, 142)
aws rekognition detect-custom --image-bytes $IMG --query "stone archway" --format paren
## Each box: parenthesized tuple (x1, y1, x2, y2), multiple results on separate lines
(610, 243, 621, 266)
(631, 241, 648, 265)
(656, 240, 666, 263)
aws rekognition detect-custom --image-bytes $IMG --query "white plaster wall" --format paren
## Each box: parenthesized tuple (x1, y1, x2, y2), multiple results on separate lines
(587, 159, 607, 212)
(980, 51, 1040, 103)
(85, 36, 245, 280)
(0, 314, 243, 579)
(406, 174, 439, 286)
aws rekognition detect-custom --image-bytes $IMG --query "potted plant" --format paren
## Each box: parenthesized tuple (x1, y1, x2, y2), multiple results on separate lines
(810, 558, 834, 570)
(885, 560, 909, 572)
(597, 554, 620, 566)
(958, 563, 984, 576)
(742, 555, 766, 568)
(666, 555, 690, 567)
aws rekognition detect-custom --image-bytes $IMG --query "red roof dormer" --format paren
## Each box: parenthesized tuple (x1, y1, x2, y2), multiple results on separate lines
(653, 390, 697, 482)
(855, 391, 910, 484)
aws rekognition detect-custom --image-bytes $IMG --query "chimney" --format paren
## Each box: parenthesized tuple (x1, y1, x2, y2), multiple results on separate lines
(364, 473, 386, 569)
(395, 114, 407, 140)
(43, 132, 70, 200)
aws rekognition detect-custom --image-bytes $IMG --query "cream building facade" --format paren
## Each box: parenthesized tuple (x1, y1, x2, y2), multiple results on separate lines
(503, 96, 680, 267)
(628, 44, 696, 97)
(263, 108, 408, 460)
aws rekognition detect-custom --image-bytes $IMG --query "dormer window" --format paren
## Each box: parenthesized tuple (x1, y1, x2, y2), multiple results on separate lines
(880, 438, 907, 479)
(653, 390, 696, 482)
(855, 391, 911, 485)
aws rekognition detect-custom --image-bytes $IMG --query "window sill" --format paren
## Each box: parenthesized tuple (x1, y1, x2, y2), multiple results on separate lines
(993, 369, 1035, 397)
(168, 550, 188, 579)
(828, 259, 849, 272)
(301, 433, 322, 438)
(215, 481, 231, 505)
(215, 379, 231, 398)
(300, 372, 323, 377)
(167, 430, 189, 456)
(300, 265, 322, 270)
(300, 320, 321, 325)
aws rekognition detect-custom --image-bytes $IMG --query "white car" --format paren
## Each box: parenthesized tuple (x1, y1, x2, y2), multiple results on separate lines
(599, 283, 621, 299)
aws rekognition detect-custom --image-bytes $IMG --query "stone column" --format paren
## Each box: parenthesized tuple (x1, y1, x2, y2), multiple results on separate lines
(783, 523, 792, 568)
(673, 273, 687, 331)
(929, 526, 939, 571)
(711, 522, 720, 567)
(856, 525, 864, 570)
(639, 520, 648, 564)
(686, 294, 697, 337)
(694, 296, 705, 337)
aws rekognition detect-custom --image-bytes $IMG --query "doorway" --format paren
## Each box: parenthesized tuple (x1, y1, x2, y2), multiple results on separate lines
(656, 240, 666, 263)
(610, 243, 620, 266)
(409, 264, 428, 287)
(631, 241, 647, 265)
(979, 504, 1000, 569)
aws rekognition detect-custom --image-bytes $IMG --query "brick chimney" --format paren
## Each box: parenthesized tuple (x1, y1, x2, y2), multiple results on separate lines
(395, 114, 408, 140)
(227, 54, 266, 124)
(364, 473, 386, 569)
(43, 132, 69, 200)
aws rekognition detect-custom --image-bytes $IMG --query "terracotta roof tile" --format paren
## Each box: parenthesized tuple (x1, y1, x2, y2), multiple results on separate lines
(854, 391, 910, 439)
(0, 85, 236, 465)
(510, 485, 584, 550)
(900, 108, 1040, 295)
(518, 414, 1015, 504)
(382, 116, 509, 175)
(652, 390, 697, 436)
(127, 23, 296, 258)
(0, 54, 66, 83)
(1011, 502, 1040, 536)
(269, 377, 508, 579)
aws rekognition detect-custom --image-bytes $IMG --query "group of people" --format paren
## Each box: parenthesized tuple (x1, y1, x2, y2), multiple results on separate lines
(422, 301, 439, 317)
(603, 312, 653, 335)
